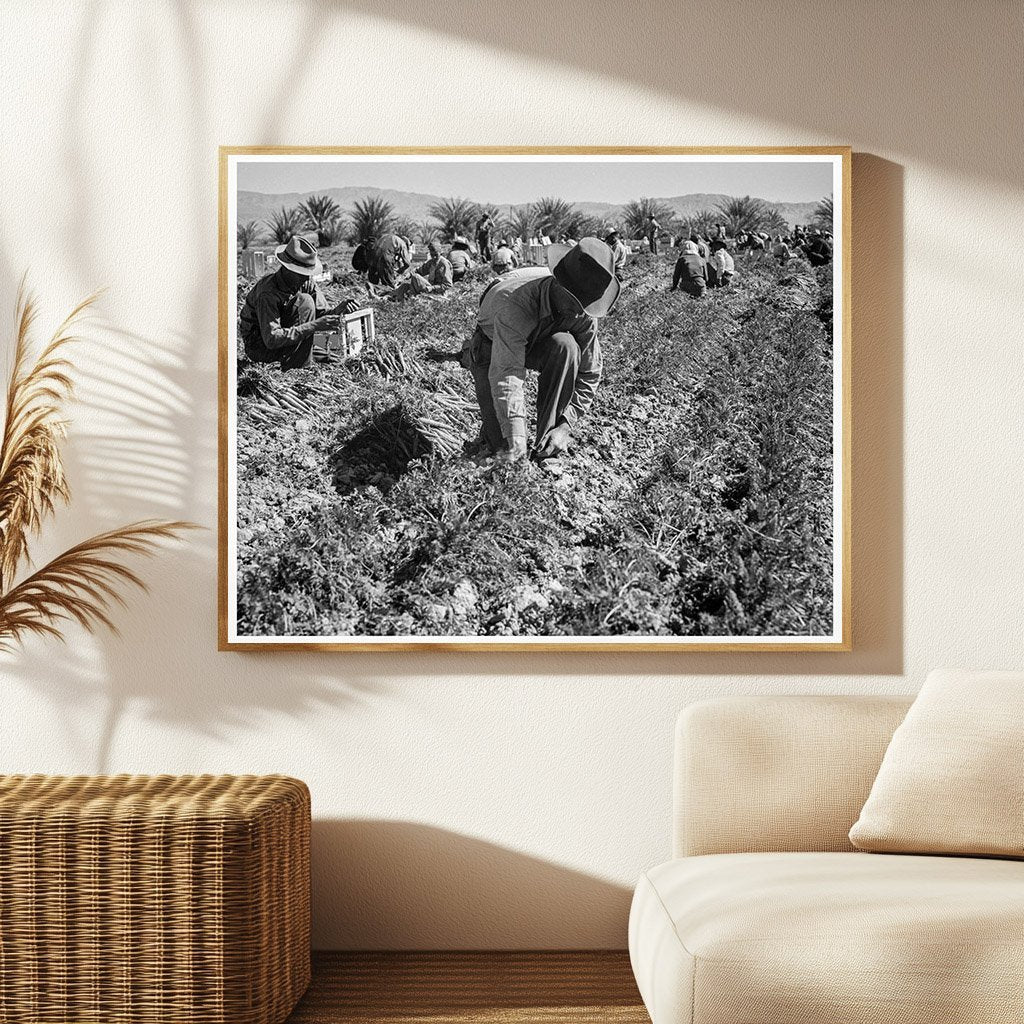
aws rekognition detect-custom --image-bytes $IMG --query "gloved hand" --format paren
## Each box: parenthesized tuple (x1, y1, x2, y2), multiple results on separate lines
(536, 422, 571, 458)
(334, 298, 360, 315)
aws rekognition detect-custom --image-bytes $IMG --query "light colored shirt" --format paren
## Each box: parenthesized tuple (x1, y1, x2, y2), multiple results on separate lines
(477, 269, 602, 441)
(713, 250, 735, 276)
(609, 239, 628, 273)
(491, 246, 516, 269)
(449, 249, 474, 274)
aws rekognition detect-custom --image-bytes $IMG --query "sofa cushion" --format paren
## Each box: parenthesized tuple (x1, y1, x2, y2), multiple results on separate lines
(629, 852, 1024, 1024)
(849, 668, 1024, 857)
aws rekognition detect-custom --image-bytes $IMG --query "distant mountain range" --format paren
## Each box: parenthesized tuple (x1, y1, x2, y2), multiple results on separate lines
(237, 186, 820, 231)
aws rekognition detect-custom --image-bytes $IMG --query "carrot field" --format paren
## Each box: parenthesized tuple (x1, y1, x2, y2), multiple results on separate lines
(234, 247, 834, 638)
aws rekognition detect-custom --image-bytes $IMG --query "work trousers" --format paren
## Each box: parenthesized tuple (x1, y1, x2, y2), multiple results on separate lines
(647, 232, 658, 255)
(390, 272, 434, 301)
(369, 256, 401, 288)
(468, 326, 580, 452)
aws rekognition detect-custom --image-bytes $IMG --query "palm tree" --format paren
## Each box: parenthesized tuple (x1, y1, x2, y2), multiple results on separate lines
(505, 205, 537, 242)
(812, 195, 834, 231)
(237, 221, 261, 250)
(392, 216, 419, 244)
(317, 214, 349, 247)
(417, 220, 440, 245)
(428, 197, 477, 241)
(299, 194, 342, 247)
(621, 198, 674, 239)
(348, 196, 394, 243)
(762, 209, 791, 236)
(715, 196, 769, 236)
(263, 206, 305, 245)
(531, 197, 578, 239)
(681, 208, 719, 239)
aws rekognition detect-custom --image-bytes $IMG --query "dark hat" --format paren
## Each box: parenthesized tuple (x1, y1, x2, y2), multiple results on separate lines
(275, 235, 322, 276)
(552, 237, 620, 318)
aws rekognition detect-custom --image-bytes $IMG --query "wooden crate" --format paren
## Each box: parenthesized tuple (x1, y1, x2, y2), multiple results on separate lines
(240, 249, 273, 277)
(525, 242, 548, 265)
(313, 307, 374, 360)
(0, 775, 311, 1024)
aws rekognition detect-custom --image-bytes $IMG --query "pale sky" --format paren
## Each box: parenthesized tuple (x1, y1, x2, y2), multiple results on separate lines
(237, 158, 833, 205)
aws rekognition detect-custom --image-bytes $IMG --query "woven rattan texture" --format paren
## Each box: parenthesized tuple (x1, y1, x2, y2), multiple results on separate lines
(0, 774, 311, 1024)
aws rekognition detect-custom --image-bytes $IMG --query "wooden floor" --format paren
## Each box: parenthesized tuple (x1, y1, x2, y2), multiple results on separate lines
(287, 951, 649, 1024)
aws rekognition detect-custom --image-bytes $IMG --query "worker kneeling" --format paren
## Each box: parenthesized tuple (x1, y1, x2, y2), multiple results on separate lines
(389, 241, 453, 301)
(466, 237, 619, 471)
(671, 240, 707, 297)
(239, 236, 359, 370)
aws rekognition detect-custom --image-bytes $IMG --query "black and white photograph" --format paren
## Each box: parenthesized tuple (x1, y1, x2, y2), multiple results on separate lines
(220, 149, 849, 649)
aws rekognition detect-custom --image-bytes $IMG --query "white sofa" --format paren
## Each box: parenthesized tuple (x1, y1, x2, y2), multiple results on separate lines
(628, 695, 1024, 1024)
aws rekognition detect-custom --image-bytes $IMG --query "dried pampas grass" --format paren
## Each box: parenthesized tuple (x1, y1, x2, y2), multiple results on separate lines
(0, 279, 195, 650)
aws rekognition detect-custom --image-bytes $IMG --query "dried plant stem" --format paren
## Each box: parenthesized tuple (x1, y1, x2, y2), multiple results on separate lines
(0, 280, 197, 651)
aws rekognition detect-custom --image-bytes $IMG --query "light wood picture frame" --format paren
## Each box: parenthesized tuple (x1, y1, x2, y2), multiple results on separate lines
(219, 147, 851, 651)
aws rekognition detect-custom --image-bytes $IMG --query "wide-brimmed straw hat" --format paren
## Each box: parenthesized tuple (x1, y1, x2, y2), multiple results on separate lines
(275, 236, 322, 276)
(552, 237, 620, 318)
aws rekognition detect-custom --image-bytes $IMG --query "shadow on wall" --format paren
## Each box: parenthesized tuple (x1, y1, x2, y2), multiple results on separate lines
(311, 819, 634, 949)
(328, 0, 1022, 189)
(0, 1, 395, 770)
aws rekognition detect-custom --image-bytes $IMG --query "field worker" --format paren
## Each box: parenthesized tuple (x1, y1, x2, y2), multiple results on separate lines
(351, 236, 373, 275)
(671, 240, 708, 298)
(804, 229, 833, 266)
(448, 237, 475, 281)
(714, 223, 727, 241)
(496, 238, 520, 266)
(646, 214, 661, 255)
(711, 239, 735, 287)
(704, 258, 719, 289)
(476, 213, 494, 261)
(689, 233, 710, 260)
(605, 230, 628, 278)
(368, 232, 411, 289)
(389, 241, 453, 300)
(466, 237, 619, 468)
(239, 236, 359, 370)
(492, 246, 516, 274)
(773, 235, 793, 262)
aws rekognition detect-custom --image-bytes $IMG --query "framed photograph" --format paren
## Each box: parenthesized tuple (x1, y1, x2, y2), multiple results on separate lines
(219, 147, 850, 651)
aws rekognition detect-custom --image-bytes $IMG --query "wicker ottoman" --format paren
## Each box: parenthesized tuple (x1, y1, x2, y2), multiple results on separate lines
(0, 774, 310, 1024)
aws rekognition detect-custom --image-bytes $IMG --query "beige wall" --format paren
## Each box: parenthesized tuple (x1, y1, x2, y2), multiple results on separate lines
(1, 1, 1021, 949)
